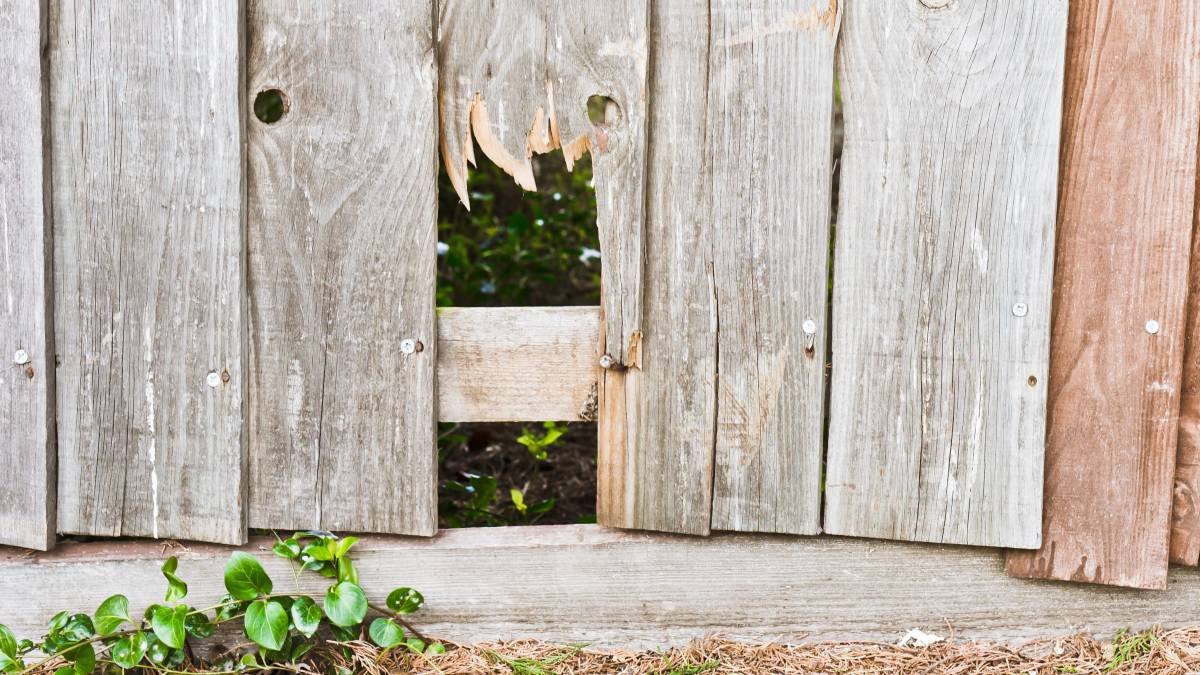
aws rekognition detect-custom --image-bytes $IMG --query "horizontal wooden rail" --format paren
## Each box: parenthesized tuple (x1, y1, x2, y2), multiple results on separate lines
(2, 525, 1196, 649)
(437, 306, 599, 422)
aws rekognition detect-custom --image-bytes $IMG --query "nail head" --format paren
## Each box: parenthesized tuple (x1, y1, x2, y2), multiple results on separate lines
(13, 349, 29, 365)
(1146, 320, 1160, 335)
(206, 371, 221, 388)
(400, 338, 419, 355)
(1012, 303, 1028, 318)
(802, 319, 817, 334)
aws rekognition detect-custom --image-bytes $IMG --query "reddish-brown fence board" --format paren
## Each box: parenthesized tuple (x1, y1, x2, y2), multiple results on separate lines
(1006, 0, 1200, 589)
(1172, 179, 1200, 566)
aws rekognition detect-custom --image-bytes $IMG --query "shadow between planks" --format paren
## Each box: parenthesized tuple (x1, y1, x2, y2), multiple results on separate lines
(1, 524, 1197, 650)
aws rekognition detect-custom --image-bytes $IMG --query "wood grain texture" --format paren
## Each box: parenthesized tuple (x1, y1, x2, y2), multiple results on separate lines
(437, 307, 599, 423)
(1008, 1, 1200, 588)
(51, 0, 246, 544)
(436, 1, 647, 375)
(708, 0, 838, 534)
(6, 526, 1200, 648)
(824, 0, 1067, 548)
(1174, 205, 1200, 564)
(0, 0, 55, 551)
(246, 0, 438, 535)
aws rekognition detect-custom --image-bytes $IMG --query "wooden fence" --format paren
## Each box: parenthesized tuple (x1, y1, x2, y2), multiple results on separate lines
(2, 0, 1200, 600)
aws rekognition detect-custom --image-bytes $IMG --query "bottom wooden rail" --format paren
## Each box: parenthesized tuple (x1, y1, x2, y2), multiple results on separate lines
(1, 525, 1194, 648)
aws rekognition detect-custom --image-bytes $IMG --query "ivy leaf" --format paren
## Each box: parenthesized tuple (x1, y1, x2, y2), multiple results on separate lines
(290, 597, 322, 638)
(223, 552, 273, 600)
(368, 618, 405, 649)
(337, 556, 358, 585)
(110, 632, 148, 670)
(48, 611, 69, 633)
(405, 637, 426, 653)
(386, 588, 425, 615)
(0, 624, 17, 660)
(427, 642, 447, 655)
(161, 556, 188, 602)
(323, 582, 368, 627)
(94, 595, 131, 636)
(185, 612, 214, 639)
(303, 543, 333, 562)
(150, 605, 187, 649)
(243, 600, 287, 651)
(213, 594, 244, 622)
(333, 536, 358, 559)
(65, 642, 94, 675)
(329, 624, 359, 642)
(272, 538, 301, 560)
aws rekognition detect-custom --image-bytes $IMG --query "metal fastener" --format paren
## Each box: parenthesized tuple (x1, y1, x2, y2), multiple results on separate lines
(206, 371, 222, 388)
(400, 339, 424, 355)
(802, 319, 817, 334)
(13, 349, 30, 365)
(1012, 303, 1028, 317)
(1146, 320, 1161, 335)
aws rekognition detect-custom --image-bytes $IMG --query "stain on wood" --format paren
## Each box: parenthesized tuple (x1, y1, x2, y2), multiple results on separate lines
(0, 0, 55, 551)
(246, 0, 438, 535)
(51, 0, 246, 545)
(825, 0, 1068, 548)
(1006, 0, 1200, 589)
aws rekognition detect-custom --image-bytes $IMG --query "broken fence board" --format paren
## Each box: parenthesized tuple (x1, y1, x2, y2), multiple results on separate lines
(437, 307, 599, 423)
(825, 0, 1067, 548)
(1008, 0, 1200, 588)
(6, 526, 1200, 648)
(0, 0, 55, 551)
(51, 0, 246, 544)
(246, 0, 438, 535)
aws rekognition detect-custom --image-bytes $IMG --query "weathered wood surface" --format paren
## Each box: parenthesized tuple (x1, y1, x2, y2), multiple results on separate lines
(5, 525, 1200, 648)
(438, 307, 599, 422)
(1174, 208, 1200, 565)
(1008, 1, 1200, 588)
(51, 1, 246, 544)
(0, 0, 54, 551)
(246, 0, 438, 535)
(708, 0, 838, 534)
(825, 0, 1067, 548)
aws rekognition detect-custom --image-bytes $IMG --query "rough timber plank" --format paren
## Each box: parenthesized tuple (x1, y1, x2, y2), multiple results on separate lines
(437, 307, 599, 423)
(51, 1, 246, 544)
(5, 526, 1200, 648)
(824, 0, 1067, 548)
(1174, 211, 1200, 565)
(708, 0, 838, 534)
(1008, 1, 1200, 588)
(246, 0, 438, 535)
(0, 0, 54, 551)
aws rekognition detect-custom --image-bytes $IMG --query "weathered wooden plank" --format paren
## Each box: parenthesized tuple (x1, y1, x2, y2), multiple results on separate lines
(437, 307, 599, 423)
(6, 526, 1200, 648)
(708, 0, 838, 534)
(0, 0, 54, 551)
(598, 0, 714, 534)
(825, 0, 1067, 548)
(51, 1, 246, 544)
(1008, 1, 1200, 588)
(246, 0, 438, 535)
(1174, 214, 1200, 564)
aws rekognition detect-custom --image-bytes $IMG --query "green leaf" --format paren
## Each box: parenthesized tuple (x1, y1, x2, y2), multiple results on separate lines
(214, 594, 244, 622)
(386, 587, 425, 615)
(405, 637, 426, 653)
(336, 556, 358, 585)
(185, 612, 214, 639)
(510, 488, 527, 514)
(150, 605, 187, 649)
(58, 615, 94, 644)
(427, 642, 446, 655)
(66, 642, 94, 675)
(110, 632, 148, 670)
(243, 600, 288, 651)
(0, 624, 17, 659)
(239, 653, 259, 668)
(290, 597, 322, 638)
(323, 582, 368, 627)
(48, 611, 69, 632)
(145, 634, 170, 665)
(224, 551, 273, 600)
(272, 538, 301, 559)
(94, 595, 132, 636)
(303, 543, 333, 562)
(329, 624, 358, 642)
(368, 618, 405, 649)
(333, 536, 358, 559)
(161, 556, 188, 602)
(53, 668, 72, 675)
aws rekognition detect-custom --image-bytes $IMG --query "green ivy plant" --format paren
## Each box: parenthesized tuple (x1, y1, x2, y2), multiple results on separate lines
(0, 532, 441, 674)
(515, 422, 566, 461)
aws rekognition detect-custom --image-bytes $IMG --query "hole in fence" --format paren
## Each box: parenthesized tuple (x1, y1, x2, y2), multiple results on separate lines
(254, 89, 288, 124)
(437, 138, 600, 528)
(587, 95, 621, 126)
(1028, 375, 1038, 387)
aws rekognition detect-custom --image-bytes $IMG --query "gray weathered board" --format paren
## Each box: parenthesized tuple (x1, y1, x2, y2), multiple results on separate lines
(51, 1, 247, 544)
(605, 0, 840, 535)
(5, 525, 1200, 648)
(246, 0, 438, 535)
(0, 0, 55, 551)
(824, 0, 1067, 547)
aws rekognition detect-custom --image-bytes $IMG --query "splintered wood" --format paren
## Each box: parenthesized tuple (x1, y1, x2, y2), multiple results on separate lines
(1008, 0, 1200, 589)
(246, 0, 439, 535)
(824, 1, 1067, 548)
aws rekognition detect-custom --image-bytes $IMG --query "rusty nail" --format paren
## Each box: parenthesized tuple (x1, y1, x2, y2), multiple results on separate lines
(221, 369, 231, 384)
(24, 365, 34, 379)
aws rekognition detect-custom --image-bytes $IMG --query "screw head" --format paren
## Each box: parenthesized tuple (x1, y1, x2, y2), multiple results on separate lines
(13, 349, 30, 365)
(400, 339, 418, 355)
(802, 319, 817, 334)
(206, 371, 222, 388)
(1146, 320, 1161, 335)
(1012, 303, 1028, 317)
